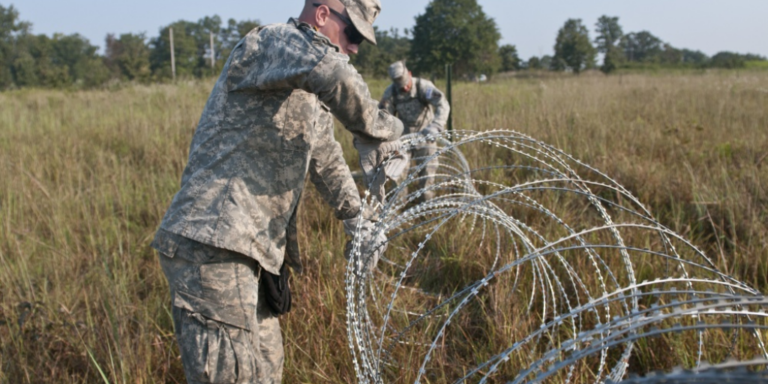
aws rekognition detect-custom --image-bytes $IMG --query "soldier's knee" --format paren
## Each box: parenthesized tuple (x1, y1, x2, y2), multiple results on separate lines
(175, 307, 257, 384)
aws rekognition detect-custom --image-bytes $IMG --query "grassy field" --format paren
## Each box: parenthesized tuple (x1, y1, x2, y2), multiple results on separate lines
(0, 70, 766, 383)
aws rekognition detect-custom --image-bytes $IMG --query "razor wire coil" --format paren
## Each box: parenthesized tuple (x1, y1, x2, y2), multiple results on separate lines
(345, 130, 768, 384)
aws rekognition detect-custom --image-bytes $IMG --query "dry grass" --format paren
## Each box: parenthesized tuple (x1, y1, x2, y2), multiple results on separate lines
(0, 70, 766, 383)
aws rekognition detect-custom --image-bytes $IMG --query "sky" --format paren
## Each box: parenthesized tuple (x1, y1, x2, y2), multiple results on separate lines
(13, 0, 768, 60)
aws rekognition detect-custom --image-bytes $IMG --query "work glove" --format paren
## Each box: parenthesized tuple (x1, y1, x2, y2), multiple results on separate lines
(382, 149, 409, 180)
(419, 123, 443, 142)
(354, 139, 409, 203)
(343, 216, 388, 273)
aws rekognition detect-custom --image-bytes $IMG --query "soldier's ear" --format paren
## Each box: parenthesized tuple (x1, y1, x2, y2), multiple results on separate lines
(315, 4, 331, 27)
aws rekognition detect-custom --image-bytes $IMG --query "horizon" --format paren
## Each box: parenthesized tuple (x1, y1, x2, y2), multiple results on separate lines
(10, 0, 768, 60)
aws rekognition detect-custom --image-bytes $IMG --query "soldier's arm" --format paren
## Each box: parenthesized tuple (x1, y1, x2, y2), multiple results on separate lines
(225, 27, 401, 144)
(307, 108, 361, 221)
(378, 86, 396, 116)
(304, 54, 403, 144)
(420, 80, 450, 128)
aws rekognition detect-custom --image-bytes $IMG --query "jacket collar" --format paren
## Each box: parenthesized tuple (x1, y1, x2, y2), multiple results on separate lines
(288, 18, 340, 52)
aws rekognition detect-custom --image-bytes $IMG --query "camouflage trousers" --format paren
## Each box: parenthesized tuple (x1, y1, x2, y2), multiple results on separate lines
(158, 237, 283, 384)
(399, 143, 439, 202)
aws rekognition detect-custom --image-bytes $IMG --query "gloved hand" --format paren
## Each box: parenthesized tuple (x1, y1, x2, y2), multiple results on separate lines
(419, 123, 443, 141)
(382, 149, 409, 180)
(354, 138, 409, 203)
(343, 216, 388, 273)
(355, 139, 403, 178)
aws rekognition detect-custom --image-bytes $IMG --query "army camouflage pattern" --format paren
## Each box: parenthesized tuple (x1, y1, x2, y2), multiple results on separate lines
(408, 145, 439, 201)
(152, 18, 403, 275)
(379, 77, 449, 135)
(379, 78, 449, 201)
(339, 0, 382, 45)
(158, 236, 282, 384)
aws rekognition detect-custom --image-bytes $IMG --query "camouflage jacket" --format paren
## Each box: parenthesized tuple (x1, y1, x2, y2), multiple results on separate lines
(379, 78, 450, 135)
(152, 19, 403, 275)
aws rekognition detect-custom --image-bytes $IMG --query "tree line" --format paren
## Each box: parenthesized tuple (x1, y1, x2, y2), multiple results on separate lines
(540, 16, 766, 74)
(0, 4, 259, 89)
(1, 0, 766, 90)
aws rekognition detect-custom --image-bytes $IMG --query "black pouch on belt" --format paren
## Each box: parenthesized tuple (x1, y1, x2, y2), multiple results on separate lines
(262, 263, 291, 315)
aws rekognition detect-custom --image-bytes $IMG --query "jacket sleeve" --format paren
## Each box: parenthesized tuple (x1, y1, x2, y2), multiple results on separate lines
(307, 108, 361, 221)
(224, 24, 402, 144)
(378, 85, 396, 116)
(304, 54, 403, 144)
(420, 80, 450, 129)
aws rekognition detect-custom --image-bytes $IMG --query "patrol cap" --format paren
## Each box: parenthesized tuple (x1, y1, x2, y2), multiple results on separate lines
(388, 60, 411, 88)
(339, 0, 381, 45)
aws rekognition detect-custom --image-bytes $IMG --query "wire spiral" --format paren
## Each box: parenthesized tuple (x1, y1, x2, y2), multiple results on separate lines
(345, 130, 768, 383)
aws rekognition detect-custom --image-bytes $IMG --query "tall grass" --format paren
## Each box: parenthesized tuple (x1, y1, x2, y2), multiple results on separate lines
(0, 71, 766, 383)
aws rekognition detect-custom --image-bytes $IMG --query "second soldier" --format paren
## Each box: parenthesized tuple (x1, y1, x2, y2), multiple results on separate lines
(379, 60, 450, 202)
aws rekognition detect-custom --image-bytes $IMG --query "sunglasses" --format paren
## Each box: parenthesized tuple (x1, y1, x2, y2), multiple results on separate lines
(313, 3, 366, 45)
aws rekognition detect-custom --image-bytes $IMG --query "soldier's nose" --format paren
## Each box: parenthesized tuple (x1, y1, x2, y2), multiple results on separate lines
(347, 44, 359, 55)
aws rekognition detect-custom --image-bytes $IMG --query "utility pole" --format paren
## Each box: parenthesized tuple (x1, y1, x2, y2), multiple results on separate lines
(210, 31, 215, 69)
(445, 64, 453, 141)
(170, 27, 176, 80)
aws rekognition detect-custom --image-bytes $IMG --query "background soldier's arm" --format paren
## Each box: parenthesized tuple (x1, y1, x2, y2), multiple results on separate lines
(421, 80, 450, 129)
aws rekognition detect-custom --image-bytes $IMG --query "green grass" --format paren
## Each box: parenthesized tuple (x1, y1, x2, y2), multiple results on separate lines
(0, 71, 766, 383)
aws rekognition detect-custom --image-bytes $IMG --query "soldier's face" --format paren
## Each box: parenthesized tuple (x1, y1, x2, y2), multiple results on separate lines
(401, 72, 413, 92)
(336, 22, 360, 55)
(315, 4, 360, 55)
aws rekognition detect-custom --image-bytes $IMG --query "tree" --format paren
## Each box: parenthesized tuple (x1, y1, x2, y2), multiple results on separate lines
(710, 52, 746, 69)
(540, 55, 554, 70)
(594, 15, 623, 74)
(409, 0, 501, 77)
(0, 4, 30, 88)
(0, 4, 28, 38)
(742, 53, 767, 61)
(149, 16, 234, 79)
(550, 56, 568, 71)
(620, 31, 662, 63)
(149, 21, 201, 79)
(601, 49, 624, 74)
(0, 7, 273, 89)
(594, 16, 622, 53)
(219, 18, 260, 60)
(349, 27, 411, 77)
(709, 52, 766, 68)
(659, 43, 682, 65)
(527, 56, 541, 70)
(498, 44, 520, 72)
(220, 18, 260, 48)
(553, 19, 596, 74)
(681, 49, 709, 66)
(51, 33, 110, 86)
(11, 31, 108, 88)
(105, 33, 151, 81)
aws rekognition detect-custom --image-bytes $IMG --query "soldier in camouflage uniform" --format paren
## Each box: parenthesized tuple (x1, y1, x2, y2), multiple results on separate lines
(379, 60, 450, 202)
(151, 0, 403, 382)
